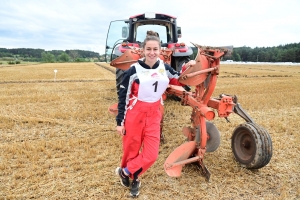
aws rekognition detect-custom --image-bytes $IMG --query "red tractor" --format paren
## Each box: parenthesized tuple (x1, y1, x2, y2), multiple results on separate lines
(106, 13, 272, 181)
(105, 12, 193, 93)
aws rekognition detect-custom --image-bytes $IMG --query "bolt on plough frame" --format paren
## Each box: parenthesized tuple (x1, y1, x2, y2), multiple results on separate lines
(108, 43, 273, 181)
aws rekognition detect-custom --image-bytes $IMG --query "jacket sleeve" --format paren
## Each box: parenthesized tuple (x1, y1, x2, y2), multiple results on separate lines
(116, 67, 133, 126)
(164, 64, 185, 86)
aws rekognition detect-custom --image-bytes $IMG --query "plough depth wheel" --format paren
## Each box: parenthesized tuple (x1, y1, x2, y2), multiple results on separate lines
(231, 122, 272, 169)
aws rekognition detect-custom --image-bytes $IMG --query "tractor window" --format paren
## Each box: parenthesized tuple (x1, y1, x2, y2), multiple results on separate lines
(135, 25, 167, 44)
(106, 20, 129, 49)
(105, 20, 129, 62)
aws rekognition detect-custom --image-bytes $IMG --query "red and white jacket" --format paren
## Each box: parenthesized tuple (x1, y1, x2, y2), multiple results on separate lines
(116, 59, 185, 126)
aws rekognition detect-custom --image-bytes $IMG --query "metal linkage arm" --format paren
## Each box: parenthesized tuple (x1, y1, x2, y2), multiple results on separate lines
(165, 85, 187, 98)
(233, 103, 255, 123)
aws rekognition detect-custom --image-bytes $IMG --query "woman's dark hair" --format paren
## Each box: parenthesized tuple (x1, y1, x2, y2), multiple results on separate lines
(142, 30, 161, 48)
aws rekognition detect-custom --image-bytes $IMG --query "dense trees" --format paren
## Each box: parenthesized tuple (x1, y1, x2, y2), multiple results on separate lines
(230, 43, 300, 62)
(0, 48, 103, 63)
(58, 52, 70, 62)
(187, 43, 300, 62)
(41, 52, 56, 63)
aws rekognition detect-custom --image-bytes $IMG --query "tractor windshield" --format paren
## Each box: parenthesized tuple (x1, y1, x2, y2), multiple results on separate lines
(135, 25, 168, 44)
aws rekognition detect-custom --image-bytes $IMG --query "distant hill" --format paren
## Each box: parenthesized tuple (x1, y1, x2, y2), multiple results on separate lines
(0, 48, 106, 63)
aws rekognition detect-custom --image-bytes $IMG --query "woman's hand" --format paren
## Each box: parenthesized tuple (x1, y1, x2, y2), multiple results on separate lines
(186, 60, 196, 67)
(180, 60, 196, 73)
(116, 126, 126, 136)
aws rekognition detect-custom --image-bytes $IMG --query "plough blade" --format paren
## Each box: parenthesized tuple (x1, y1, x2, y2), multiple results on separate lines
(164, 141, 196, 177)
(198, 161, 211, 181)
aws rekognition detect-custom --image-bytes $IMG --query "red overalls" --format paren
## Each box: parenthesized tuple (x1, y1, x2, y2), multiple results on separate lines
(121, 99, 162, 178)
(120, 60, 169, 179)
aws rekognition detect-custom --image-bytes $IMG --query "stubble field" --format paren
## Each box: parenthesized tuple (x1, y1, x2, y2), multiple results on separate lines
(0, 62, 299, 199)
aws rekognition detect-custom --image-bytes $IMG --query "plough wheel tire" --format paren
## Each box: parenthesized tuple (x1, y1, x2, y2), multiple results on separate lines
(231, 122, 272, 169)
(206, 121, 221, 152)
(116, 68, 124, 94)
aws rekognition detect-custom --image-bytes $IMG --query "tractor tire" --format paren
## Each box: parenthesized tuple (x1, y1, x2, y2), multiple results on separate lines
(116, 68, 125, 95)
(231, 122, 272, 169)
(206, 121, 221, 152)
(176, 56, 190, 72)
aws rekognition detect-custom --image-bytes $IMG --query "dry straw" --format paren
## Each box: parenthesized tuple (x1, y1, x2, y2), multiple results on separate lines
(0, 62, 299, 199)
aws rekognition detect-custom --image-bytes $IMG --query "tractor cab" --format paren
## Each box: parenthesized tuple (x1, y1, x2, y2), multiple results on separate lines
(105, 12, 183, 62)
(105, 13, 193, 93)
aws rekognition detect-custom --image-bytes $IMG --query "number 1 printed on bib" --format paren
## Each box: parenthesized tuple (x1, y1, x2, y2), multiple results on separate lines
(153, 81, 158, 92)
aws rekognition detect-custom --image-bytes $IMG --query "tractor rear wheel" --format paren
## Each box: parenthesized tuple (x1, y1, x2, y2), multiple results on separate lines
(176, 56, 190, 72)
(231, 122, 272, 169)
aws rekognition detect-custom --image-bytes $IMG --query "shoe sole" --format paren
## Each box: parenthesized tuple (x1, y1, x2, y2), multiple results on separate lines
(115, 167, 130, 188)
(130, 181, 141, 197)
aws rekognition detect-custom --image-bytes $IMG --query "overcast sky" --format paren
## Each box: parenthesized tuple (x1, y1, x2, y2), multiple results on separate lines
(0, 0, 299, 54)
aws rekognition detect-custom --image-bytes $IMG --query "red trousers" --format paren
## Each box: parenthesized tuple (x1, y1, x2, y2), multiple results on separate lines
(121, 100, 162, 179)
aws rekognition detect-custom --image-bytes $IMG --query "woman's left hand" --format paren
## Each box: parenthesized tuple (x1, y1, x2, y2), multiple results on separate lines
(186, 60, 196, 67)
(116, 125, 126, 136)
(181, 60, 196, 73)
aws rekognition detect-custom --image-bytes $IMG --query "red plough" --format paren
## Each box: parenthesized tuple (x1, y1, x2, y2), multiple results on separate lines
(108, 43, 272, 181)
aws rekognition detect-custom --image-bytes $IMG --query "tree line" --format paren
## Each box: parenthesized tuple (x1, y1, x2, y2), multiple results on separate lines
(191, 42, 300, 63)
(0, 48, 106, 63)
(230, 43, 300, 62)
(1, 42, 299, 64)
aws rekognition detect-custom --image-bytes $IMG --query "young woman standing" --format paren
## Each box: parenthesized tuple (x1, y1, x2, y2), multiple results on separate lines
(115, 31, 194, 197)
